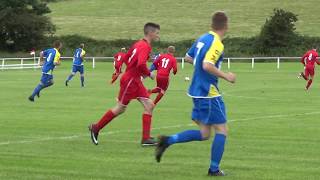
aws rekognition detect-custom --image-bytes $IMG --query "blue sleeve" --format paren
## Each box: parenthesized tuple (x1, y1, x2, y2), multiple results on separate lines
(43, 49, 49, 57)
(149, 63, 156, 72)
(186, 41, 197, 58)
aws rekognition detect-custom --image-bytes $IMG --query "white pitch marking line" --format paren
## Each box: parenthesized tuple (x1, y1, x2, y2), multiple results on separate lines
(0, 112, 319, 146)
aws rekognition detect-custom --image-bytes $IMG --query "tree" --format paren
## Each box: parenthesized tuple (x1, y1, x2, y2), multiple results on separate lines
(256, 8, 298, 53)
(0, 0, 55, 51)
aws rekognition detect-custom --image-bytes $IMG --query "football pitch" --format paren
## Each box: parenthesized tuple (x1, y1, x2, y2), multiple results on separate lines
(0, 62, 320, 179)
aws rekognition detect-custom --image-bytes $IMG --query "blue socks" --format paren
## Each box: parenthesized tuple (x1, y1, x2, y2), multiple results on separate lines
(31, 84, 43, 98)
(167, 130, 203, 145)
(210, 133, 226, 172)
(67, 74, 74, 81)
(81, 76, 84, 87)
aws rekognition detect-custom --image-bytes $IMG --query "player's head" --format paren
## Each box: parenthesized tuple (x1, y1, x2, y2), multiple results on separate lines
(80, 43, 85, 49)
(211, 11, 228, 35)
(167, 46, 175, 54)
(53, 40, 62, 50)
(144, 22, 160, 41)
(121, 47, 126, 52)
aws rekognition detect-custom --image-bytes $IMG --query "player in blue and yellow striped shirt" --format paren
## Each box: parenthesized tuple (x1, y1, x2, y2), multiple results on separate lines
(65, 43, 86, 87)
(155, 12, 236, 176)
(28, 40, 62, 102)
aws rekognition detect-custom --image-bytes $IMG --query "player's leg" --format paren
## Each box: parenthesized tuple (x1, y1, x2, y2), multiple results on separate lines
(138, 97, 158, 146)
(65, 65, 77, 86)
(89, 102, 127, 145)
(207, 97, 227, 176)
(208, 123, 227, 176)
(29, 74, 53, 101)
(306, 69, 314, 90)
(155, 98, 212, 162)
(156, 122, 211, 162)
(80, 66, 85, 87)
(89, 77, 133, 145)
(153, 77, 169, 105)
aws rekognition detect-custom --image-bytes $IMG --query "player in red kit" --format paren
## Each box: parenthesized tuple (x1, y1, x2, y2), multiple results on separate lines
(149, 46, 177, 105)
(89, 22, 160, 146)
(299, 48, 320, 90)
(111, 48, 126, 84)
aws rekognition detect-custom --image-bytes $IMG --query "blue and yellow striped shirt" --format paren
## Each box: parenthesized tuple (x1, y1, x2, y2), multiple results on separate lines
(187, 31, 224, 98)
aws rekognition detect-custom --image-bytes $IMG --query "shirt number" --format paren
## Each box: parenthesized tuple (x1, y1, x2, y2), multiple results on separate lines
(47, 53, 52, 62)
(308, 53, 313, 61)
(161, 58, 170, 68)
(193, 42, 205, 65)
(128, 48, 137, 63)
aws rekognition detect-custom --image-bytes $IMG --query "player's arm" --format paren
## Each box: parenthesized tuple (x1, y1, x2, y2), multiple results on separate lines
(39, 51, 45, 66)
(81, 50, 86, 60)
(53, 53, 61, 66)
(301, 53, 307, 65)
(184, 41, 197, 64)
(203, 43, 235, 83)
(150, 56, 160, 72)
(172, 58, 178, 75)
(137, 48, 153, 79)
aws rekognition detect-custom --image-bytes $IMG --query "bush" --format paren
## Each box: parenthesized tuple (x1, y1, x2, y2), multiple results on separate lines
(0, 0, 55, 51)
(255, 8, 299, 53)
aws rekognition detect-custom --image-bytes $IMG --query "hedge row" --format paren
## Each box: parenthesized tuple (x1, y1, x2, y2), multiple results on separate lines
(44, 35, 319, 57)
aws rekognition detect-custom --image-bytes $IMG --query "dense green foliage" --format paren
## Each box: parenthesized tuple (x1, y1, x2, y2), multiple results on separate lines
(0, 0, 55, 51)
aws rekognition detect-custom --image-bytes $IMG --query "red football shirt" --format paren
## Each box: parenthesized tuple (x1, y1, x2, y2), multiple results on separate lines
(122, 39, 151, 80)
(153, 53, 177, 77)
(301, 50, 319, 67)
(113, 52, 126, 72)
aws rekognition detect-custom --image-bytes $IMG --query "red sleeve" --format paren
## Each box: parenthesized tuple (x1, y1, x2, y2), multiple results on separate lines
(301, 52, 307, 65)
(172, 57, 178, 75)
(114, 53, 118, 60)
(137, 46, 151, 76)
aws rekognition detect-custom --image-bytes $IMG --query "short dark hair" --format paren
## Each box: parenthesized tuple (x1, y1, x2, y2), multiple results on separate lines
(80, 43, 85, 48)
(144, 22, 160, 35)
(53, 40, 62, 49)
(211, 11, 228, 30)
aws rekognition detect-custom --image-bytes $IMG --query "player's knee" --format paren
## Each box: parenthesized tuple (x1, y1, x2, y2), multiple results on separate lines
(200, 128, 211, 140)
(213, 125, 228, 136)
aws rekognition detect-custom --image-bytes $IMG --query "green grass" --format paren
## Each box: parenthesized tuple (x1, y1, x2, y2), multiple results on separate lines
(48, 0, 320, 41)
(1, 62, 320, 179)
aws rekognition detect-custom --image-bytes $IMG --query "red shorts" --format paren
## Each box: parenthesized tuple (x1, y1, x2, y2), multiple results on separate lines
(156, 76, 169, 92)
(305, 66, 315, 78)
(118, 77, 149, 105)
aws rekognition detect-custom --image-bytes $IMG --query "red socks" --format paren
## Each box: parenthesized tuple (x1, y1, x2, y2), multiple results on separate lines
(306, 79, 313, 90)
(154, 92, 164, 105)
(95, 110, 116, 132)
(151, 88, 160, 93)
(142, 114, 152, 140)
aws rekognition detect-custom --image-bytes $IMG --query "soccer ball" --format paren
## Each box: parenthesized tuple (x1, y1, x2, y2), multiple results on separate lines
(184, 76, 190, 81)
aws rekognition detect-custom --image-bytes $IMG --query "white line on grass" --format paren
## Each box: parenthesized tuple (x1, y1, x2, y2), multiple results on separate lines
(0, 111, 319, 146)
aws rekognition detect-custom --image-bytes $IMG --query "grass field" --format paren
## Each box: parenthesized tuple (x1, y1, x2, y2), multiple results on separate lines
(1, 61, 320, 179)
(48, 0, 320, 41)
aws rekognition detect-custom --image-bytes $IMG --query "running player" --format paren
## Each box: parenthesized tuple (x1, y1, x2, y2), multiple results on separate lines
(155, 12, 236, 176)
(89, 22, 160, 146)
(28, 40, 62, 102)
(299, 48, 320, 90)
(149, 46, 177, 105)
(65, 43, 86, 87)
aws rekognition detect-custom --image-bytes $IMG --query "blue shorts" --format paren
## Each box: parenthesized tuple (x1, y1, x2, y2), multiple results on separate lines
(191, 96, 227, 125)
(72, 65, 84, 74)
(40, 73, 53, 86)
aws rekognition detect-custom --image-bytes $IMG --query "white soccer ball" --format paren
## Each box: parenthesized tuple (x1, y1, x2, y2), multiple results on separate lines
(184, 76, 190, 81)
